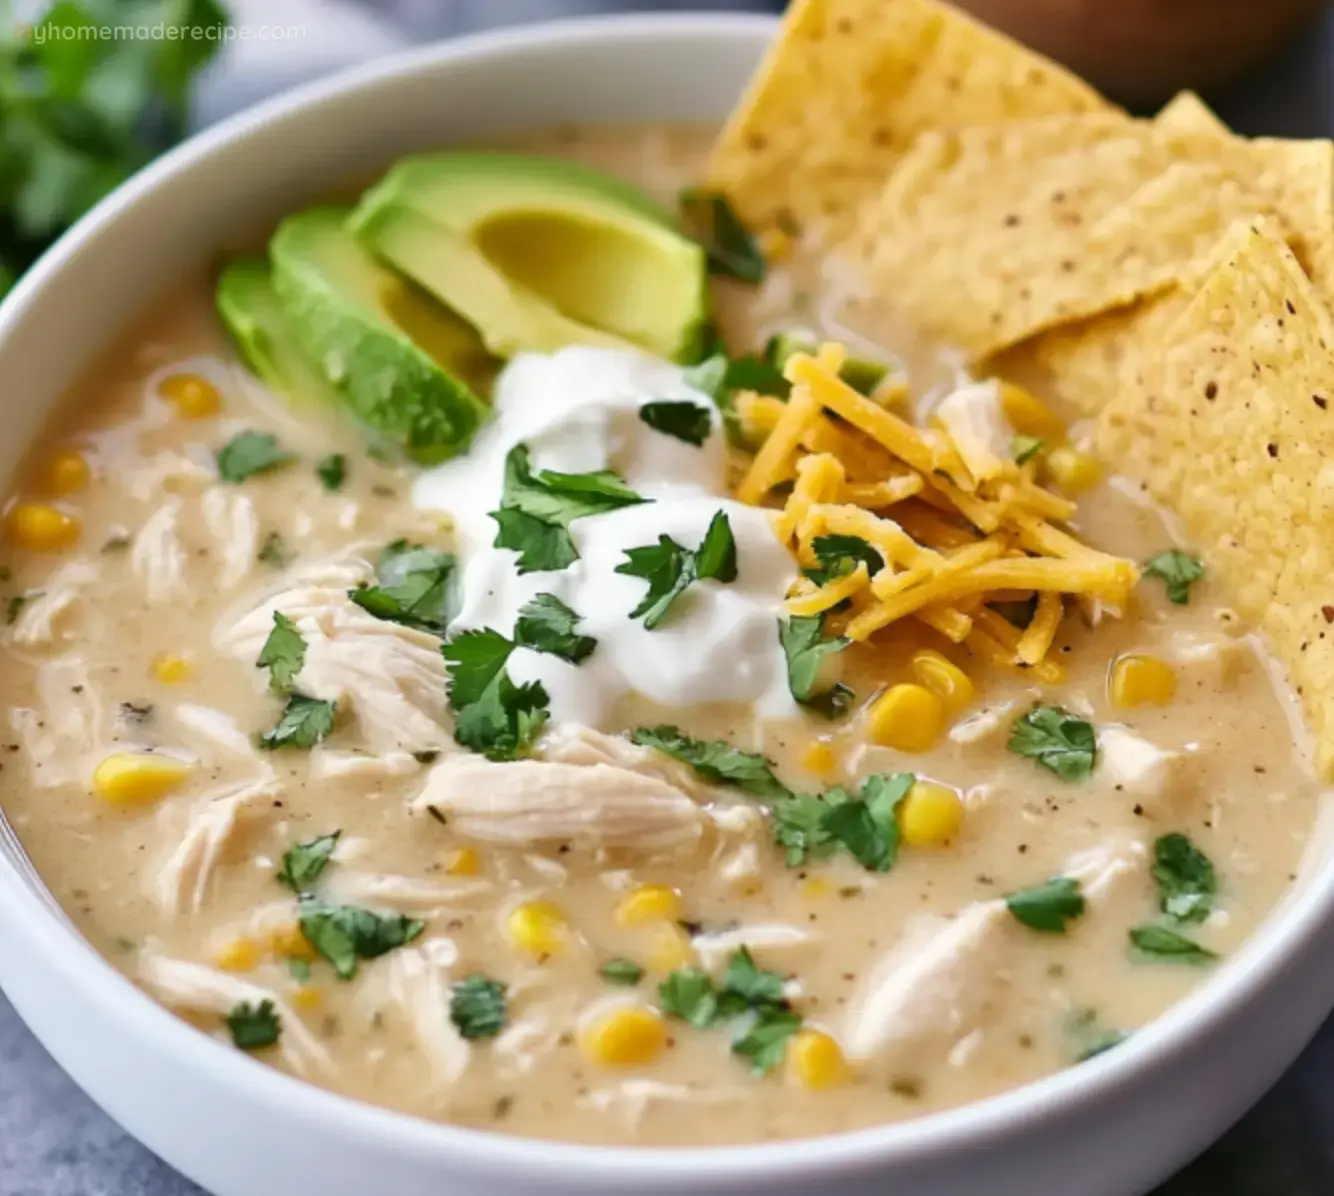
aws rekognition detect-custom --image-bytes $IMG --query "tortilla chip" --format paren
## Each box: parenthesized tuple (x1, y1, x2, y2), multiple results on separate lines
(1155, 91, 1230, 136)
(854, 114, 1275, 360)
(1098, 218, 1334, 778)
(705, 0, 1108, 242)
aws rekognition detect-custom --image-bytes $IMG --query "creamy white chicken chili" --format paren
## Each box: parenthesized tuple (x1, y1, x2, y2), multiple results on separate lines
(0, 123, 1321, 1149)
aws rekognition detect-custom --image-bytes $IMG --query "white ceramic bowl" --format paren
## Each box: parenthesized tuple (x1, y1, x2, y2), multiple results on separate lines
(2, 15, 1334, 1196)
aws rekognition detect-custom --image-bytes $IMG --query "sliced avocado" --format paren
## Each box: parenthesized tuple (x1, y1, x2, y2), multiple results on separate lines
(354, 202, 625, 358)
(350, 153, 708, 361)
(216, 259, 341, 407)
(269, 207, 494, 464)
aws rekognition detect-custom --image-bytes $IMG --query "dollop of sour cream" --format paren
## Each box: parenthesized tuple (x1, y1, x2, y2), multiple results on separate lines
(414, 346, 797, 729)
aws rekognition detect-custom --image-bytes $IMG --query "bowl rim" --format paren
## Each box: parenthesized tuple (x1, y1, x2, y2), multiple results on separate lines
(1, 8, 1331, 1186)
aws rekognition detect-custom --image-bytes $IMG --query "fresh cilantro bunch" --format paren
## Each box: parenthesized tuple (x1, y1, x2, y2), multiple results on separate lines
(0, 1, 229, 294)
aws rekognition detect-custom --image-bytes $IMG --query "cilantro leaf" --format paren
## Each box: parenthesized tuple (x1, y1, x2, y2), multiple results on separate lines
(258, 694, 336, 751)
(810, 534, 885, 580)
(617, 511, 737, 629)
(256, 611, 305, 694)
(639, 400, 713, 446)
(821, 772, 914, 872)
(490, 444, 647, 573)
(216, 430, 294, 483)
(1077, 1028, 1128, 1062)
(443, 629, 549, 761)
(257, 532, 291, 568)
(681, 354, 730, 402)
(679, 188, 765, 284)
(658, 966, 721, 1028)
(720, 946, 785, 1007)
(731, 1006, 802, 1075)
(513, 593, 596, 662)
(297, 896, 424, 980)
(226, 999, 281, 1051)
(349, 540, 455, 635)
(1012, 435, 1045, 465)
(276, 831, 340, 893)
(1005, 876, 1086, 934)
(599, 958, 644, 986)
(316, 453, 346, 490)
(1128, 924, 1217, 964)
(630, 725, 790, 800)
(1144, 549, 1205, 605)
(724, 353, 791, 398)
(764, 332, 891, 398)
(771, 791, 838, 866)
(1151, 833, 1217, 924)
(449, 974, 508, 1040)
(1008, 705, 1097, 780)
(779, 614, 852, 717)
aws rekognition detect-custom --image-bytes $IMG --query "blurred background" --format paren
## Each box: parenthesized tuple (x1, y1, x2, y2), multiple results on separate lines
(2, 1, 1334, 1194)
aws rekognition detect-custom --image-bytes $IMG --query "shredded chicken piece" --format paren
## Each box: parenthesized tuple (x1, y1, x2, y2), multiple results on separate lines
(138, 953, 333, 1076)
(173, 704, 257, 759)
(216, 558, 449, 754)
(412, 753, 705, 853)
(125, 450, 214, 502)
(932, 379, 1009, 482)
(577, 1079, 749, 1129)
(1097, 725, 1193, 811)
(309, 749, 421, 782)
(949, 700, 1019, 745)
(691, 923, 817, 971)
(132, 496, 189, 603)
(1062, 834, 1148, 902)
(842, 900, 1014, 1069)
(8, 657, 102, 788)
(201, 488, 261, 589)
(155, 772, 281, 915)
(323, 870, 491, 912)
(538, 724, 721, 802)
(6, 561, 99, 648)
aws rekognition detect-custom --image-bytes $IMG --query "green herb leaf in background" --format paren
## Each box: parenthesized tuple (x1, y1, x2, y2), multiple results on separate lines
(1008, 705, 1097, 780)
(1151, 833, 1217, 924)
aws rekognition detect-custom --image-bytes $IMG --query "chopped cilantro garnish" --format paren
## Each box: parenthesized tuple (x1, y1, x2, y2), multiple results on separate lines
(779, 614, 852, 717)
(720, 946, 786, 1006)
(226, 1000, 281, 1051)
(617, 510, 737, 629)
(1128, 924, 1217, 964)
(349, 540, 455, 635)
(658, 966, 722, 1027)
(258, 694, 336, 751)
(276, 831, 340, 893)
(257, 532, 291, 567)
(316, 453, 346, 491)
(819, 773, 915, 872)
(444, 595, 594, 760)
(1005, 876, 1086, 934)
(1151, 833, 1217, 924)
(256, 611, 305, 694)
(216, 431, 294, 483)
(1143, 549, 1205, 604)
(764, 332, 889, 397)
(639, 400, 713, 446)
(1007, 705, 1097, 780)
(771, 791, 837, 867)
(287, 959, 312, 983)
(630, 725, 790, 800)
(679, 188, 765, 284)
(810, 534, 885, 581)
(5, 593, 32, 625)
(599, 958, 644, 987)
(490, 444, 648, 573)
(450, 974, 508, 1040)
(297, 896, 424, 980)
(1012, 435, 1045, 464)
(1077, 1028, 1128, 1062)
(731, 1006, 803, 1075)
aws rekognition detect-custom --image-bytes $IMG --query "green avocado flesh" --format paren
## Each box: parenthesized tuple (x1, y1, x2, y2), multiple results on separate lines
(269, 207, 494, 464)
(215, 259, 341, 407)
(351, 153, 708, 361)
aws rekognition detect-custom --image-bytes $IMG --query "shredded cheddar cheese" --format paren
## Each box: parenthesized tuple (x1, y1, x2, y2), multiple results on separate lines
(740, 344, 1138, 674)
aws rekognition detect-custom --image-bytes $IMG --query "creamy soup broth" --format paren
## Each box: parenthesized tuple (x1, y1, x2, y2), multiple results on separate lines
(0, 126, 1321, 1146)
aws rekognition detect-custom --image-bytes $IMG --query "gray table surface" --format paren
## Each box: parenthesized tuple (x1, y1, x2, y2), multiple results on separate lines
(3, 2, 1334, 1193)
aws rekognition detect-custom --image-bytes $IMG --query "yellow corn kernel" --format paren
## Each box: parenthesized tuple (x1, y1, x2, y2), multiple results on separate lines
(92, 752, 190, 808)
(44, 449, 90, 496)
(802, 740, 838, 779)
(899, 781, 965, 849)
(292, 987, 323, 1012)
(580, 1004, 667, 1068)
(215, 937, 261, 973)
(8, 501, 80, 551)
(150, 653, 192, 684)
(270, 923, 317, 963)
(866, 684, 944, 753)
(644, 923, 696, 972)
(801, 876, 832, 901)
(758, 227, 793, 263)
(158, 372, 221, 418)
(1110, 654, 1177, 708)
(1043, 447, 1102, 495)
(615, 884, 682, 927)
(909, 649, 975, 715)
(445, 846, 481, 876)
(1000, 382, 1067, 443)
(786, 1028, 852, 1089)
(505, 900, 568, 955)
